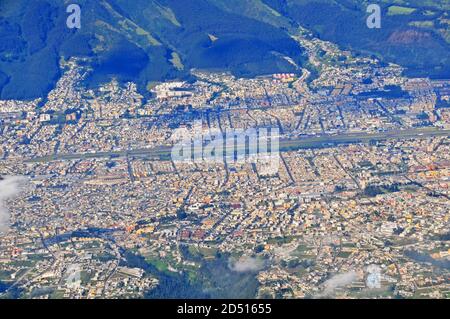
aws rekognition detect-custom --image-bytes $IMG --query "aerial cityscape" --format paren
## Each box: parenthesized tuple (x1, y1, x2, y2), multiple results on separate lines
(0, 0, 449, 300)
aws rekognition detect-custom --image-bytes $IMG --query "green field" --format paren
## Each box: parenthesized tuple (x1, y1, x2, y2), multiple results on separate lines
(388, 5, 417, 15)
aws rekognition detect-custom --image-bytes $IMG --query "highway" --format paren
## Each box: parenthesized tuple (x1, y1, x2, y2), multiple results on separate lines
(26, 127, 450, 163)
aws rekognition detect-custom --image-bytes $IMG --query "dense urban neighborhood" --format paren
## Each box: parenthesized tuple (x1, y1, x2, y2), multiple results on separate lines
(0, 27, 449, 299)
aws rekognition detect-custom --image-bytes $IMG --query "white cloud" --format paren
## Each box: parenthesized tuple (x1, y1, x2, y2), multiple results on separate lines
(321, 271, 358, 296)
(229, 256, 265, 273)
(0, 176, 27, 233)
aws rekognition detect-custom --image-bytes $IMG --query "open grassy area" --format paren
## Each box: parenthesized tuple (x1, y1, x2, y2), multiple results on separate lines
(388, 5, 417, 16)
(145, 256, 170, 273)
(409, 20, 434, 28)
(169, 52, 184, 71)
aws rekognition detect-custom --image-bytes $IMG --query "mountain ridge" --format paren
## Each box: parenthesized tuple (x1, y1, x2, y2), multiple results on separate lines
(0, 0, 448, 100)
(0, 0, 305, 100)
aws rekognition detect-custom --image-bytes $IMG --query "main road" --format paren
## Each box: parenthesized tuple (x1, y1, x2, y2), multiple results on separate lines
(26, 127, 450, 163)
